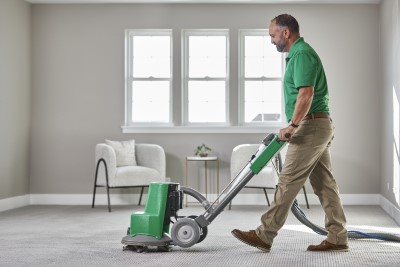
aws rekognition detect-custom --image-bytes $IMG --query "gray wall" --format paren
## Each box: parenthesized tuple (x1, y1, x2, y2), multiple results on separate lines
(380, 0, 400, 205)
(29, 4, 380, 198)
(0, 0, 31, 200)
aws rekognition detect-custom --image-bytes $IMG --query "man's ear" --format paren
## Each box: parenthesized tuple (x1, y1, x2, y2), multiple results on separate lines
(283, 27, 291, 39)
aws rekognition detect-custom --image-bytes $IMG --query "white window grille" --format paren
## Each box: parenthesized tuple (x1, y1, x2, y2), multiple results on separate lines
(182, 30, 229, 125)
(239, 29, 285, 126)
(124, 29, 172, 125)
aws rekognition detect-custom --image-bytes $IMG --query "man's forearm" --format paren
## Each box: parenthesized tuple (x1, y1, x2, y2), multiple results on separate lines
(290, 87, 314, 125)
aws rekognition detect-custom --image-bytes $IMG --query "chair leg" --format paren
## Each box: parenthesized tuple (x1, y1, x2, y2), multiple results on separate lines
(302, 186, 310, 209)
(101, 158, 111, 212)
(228, 201, 232, 210)
(138, 186, 145, 206)
(93, 158, 111, 212)
(92, 186, 97, 208)
(92, 159, 102, 208)
(263, 188, 270, 206)
(107, 186, 111, 212)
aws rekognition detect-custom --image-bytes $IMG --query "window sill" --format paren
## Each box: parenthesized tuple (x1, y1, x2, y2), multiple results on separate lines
(121, 124, 284, 134)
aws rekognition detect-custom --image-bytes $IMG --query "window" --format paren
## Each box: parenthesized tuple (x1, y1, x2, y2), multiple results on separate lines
(182, 30, 229, 125)
(239, 30, 285, 126)
(124, 29, 172, 125)
(123, 29, 285, 133)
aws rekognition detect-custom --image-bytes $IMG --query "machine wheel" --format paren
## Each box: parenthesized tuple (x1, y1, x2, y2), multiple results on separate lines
(170, 218, 201, 248)
(188, 215, 208, 243)
(198, 226, 208, 243)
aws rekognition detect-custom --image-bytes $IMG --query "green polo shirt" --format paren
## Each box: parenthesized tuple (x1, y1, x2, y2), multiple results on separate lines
(284, 37, 329, 122)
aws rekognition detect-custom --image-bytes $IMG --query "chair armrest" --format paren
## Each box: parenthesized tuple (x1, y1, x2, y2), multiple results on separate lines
(95, 144, 117, 186)
(231, 144, 279, 178)
(231, 144, 255, 178)
(135, 144, 166, 179)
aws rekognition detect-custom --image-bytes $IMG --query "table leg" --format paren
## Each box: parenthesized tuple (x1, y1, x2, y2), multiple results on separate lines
(205, 160, 208, 199)
(217, 158, 219, 202)
(185, 158, 188, 207)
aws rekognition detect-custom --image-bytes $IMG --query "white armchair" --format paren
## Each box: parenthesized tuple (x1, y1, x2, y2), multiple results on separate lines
(229, 144, 309, 209)
(92, 142, 166, 212)
(229, 144, 279, 209)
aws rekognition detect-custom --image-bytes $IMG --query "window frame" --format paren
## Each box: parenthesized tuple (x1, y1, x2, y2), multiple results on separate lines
(181, 29, 230, 127)
(238, 29, 286, 127)
(124, 29, 173, 127)
(122, 29, 287, 134)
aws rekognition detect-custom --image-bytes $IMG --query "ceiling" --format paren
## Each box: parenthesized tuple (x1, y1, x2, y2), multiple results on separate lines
(25, 0, 381, 4)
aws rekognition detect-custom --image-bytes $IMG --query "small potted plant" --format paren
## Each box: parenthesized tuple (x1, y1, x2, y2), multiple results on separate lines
(194, 144, 212, 157)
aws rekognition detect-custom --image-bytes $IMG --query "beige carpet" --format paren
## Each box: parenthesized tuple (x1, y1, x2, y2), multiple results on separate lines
(0, 204, 400, 267)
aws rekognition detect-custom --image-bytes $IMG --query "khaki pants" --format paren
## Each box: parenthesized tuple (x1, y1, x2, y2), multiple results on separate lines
(256, 118, 348, 246)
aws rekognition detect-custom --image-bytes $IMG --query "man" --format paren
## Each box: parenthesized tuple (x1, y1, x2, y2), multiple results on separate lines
(231, 14, 349, 252)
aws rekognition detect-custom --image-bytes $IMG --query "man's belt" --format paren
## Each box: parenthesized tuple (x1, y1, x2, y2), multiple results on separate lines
(303, 113, 330, 120)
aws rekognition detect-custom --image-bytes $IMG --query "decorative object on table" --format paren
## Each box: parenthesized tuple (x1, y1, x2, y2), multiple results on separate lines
(194, 144, 212, 157)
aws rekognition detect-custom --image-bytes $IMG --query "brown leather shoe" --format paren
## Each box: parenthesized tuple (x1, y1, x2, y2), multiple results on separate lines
(231, 229, 271, 252)
(307, 240, 349, 252)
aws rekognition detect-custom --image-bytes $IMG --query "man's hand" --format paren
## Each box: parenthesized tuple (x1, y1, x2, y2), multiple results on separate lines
(279, 86, 313, 142)
(279, 125, 296, 142)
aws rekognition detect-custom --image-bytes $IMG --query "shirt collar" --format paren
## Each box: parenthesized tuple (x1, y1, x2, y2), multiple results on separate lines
(287, 37, 304, 59)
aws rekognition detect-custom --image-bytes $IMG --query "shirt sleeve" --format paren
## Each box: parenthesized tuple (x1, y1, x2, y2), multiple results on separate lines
(292, 52, 318, 89)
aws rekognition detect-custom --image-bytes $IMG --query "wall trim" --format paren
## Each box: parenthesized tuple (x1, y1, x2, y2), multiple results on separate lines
(30, 193, 144, 205)
(1, 193, 382, 206)
(2, 194, 399, 225)
(228, 193, 381, 206)
(380, 195, 400, 225)
(0, 195, 30, 212)
(30, 193, 381, 205)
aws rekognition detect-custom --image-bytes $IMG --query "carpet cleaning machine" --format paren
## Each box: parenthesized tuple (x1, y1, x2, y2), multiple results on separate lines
(121, 133, 400, 252)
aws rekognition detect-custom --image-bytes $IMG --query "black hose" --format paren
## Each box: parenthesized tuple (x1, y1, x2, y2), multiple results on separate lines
(290, 199, 400, 242)
(291, 199, 327, 236)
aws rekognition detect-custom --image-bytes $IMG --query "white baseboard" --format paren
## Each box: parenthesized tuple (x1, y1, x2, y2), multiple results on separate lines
(379, 195, 400, 225)
(228, 193, 381, 206)
(30, 193, 146, 205)
(1, 193, 382, 206)
(27, 193, 382, 206)
(0, 195, 30, 212)
(2, 193, 399, 225)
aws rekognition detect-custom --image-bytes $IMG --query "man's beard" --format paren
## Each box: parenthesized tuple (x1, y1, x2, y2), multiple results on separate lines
(276, 44, 285, 52)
